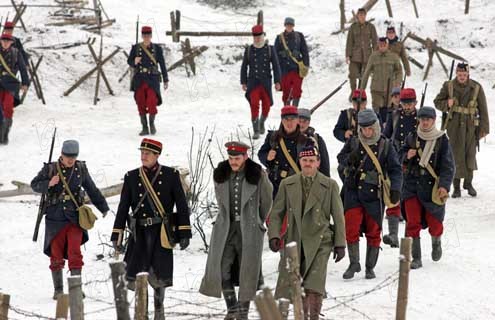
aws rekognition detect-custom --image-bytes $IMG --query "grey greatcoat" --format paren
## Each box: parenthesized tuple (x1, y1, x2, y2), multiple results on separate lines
(199, 159, 273, 301)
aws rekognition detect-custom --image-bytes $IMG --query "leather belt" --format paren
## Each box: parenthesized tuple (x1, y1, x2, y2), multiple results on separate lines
(137, 216, 162, 227)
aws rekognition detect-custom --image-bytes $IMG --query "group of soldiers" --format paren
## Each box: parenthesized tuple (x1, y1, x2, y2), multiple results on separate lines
(23, 7, 491, 320)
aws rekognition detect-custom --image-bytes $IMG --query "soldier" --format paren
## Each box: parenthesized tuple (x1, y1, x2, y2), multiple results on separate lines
(400, 107, 455, 269)
(30, 140, 110, 299)
(111, 138, 191, 320)
(268, 145, 346, 320)
(337, 110, 402, 279)
(2, 21, 29, 68)
(241, 24, 281, 139)
(274, 17, 309, 106)
(345, 8, 377, 100)
(433, 62, 489, 198)
(0, 33, 28, 145)
(298, 108, 330, 176)
(382, 88, 418, 247)
(200, 142, 273, 320)
(386, 26, 411, 78)
(360, 37, 403, 113)
(128, 26, 169, 136)
(333, 89, 368, 143)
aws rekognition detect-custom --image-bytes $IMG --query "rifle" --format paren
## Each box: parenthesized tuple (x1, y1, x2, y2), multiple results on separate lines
(32, 127, 57, 242)
(441, 59, 455, 129)
(310, 80, 348, 114)
(130, 15, 139, 91)
(401, 73, 407, 89)
(420, 82, 428, 108)
(385, 78, 391, 108)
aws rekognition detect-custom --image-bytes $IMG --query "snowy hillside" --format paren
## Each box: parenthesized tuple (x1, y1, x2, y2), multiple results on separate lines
(1, 0, 494, 319)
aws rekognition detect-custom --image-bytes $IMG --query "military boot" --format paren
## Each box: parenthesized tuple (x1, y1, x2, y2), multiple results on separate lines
(292, 98, 300, 107)
(365, 246, 379, 279)
(383, 215, 400, 248)
(2, 118, 12, 145)
(149, 114, 157, 135)
(431, 236, 442, 262)
(70, 269, 85, 298)
(463, 181, 477, 197)
(51, 270, 63, 300)
(307, 291, 323, 320)
(154, 287, 165, 320)
(452, 178, 461, 198)
(222, 289, 238, 320)
(0, 120, 5, 144)
(238, 301, 250, 320)
(139, 115, 149, 136)
(302, 294, 309, 320)
(343, 242, 361, 279)
(410, 237, 422, 269)
(259, 116, 267, 135)
(252, 118, 260, 140)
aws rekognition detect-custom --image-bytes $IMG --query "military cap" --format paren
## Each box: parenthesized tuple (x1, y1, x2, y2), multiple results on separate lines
(387, 26, 396, 33)
(252, 25, 264, 36)
(358, 109, 378, 127)
(298, 108, 312, 120)
(299, 145, 319, 159)
(139, 138, 162, 154)
(141, 26, 152, 34)
(457, 62, 469, 72)
(400, 88, 417, 103)
(62, 140, 79, 157)
(391, 87, 401, 96)
(281, 105, 299, 118)
(378, 37, 388, 43)
(0, 33, 13, 41)
(417, 106, 437, 119)
(284, 17, 295, 26)
(225, 141, 250, 156)
(357, 7, 367, 14)
(3, 21, 14, 29)
(352, 89, 367, 101)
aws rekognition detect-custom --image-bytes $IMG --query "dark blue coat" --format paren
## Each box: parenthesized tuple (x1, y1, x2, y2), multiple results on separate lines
(383, 108, 418, 150)
(337, 136, 403, 227)
(13, 36, 29, 68)
(31, 160, 109, 257)
(0, 46, 29, 107)
(273, 31, 309, 75)
(128, 43, 168, 106)
(333, 108, 383, 143)
(400, 133, 455, 222)
(240, 43, 281, 106)
(304, 126, 330, 177)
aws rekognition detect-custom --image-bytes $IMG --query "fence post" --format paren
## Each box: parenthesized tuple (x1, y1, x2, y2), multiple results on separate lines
(396, 237, 412, 320)
(0, 293, 10, 320)
(135, 272, 149, 320)
(68, 276, 84, 320)
(110, 261, 131, 320)
(55, 294, 69, 319)
(286, 242, 303, 320)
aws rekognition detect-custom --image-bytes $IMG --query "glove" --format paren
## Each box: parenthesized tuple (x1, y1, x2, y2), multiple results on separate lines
(269, 238, 280, 253)
(333, 246, 346, 262)
(112, 241, 124, 253)
(179, 238, 190, 250)
(390, 190, 401, 204)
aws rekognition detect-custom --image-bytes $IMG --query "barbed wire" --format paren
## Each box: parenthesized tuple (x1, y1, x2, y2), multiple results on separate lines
(8, 305, 54, 320)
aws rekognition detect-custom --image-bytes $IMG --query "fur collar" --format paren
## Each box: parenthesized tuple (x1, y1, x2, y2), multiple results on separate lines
(213, 158, 262, 185)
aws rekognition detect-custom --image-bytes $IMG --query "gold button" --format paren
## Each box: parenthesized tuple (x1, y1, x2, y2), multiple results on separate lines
(75, 167, 78, 171)
(77, 175, 80, 178)
(143, 213, 147, 217)
(141, 204, 144, 207)
(157, 192, 161, 195)
(139, 193, 142, 197)
(158, 181, 162, 184)
(358, 186, 362, 189)
(138, 183, 142, 186)
(371, 189, 374, 192)
(159, 172, 163, 175)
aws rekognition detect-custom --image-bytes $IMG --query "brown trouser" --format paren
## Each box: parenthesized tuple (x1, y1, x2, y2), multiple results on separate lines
(371, 90, 387, 112)
(348, 61, 367, 92)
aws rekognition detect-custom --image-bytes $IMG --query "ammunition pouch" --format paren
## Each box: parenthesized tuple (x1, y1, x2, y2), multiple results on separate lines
(361, 170, 379, 186)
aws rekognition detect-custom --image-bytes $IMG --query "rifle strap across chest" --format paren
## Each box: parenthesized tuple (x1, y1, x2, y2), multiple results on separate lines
(139, 43, 158, 65)
(279, 138, 300, 174)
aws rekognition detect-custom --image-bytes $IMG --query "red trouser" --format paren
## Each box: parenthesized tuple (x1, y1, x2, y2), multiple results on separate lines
(281, 71, 303, 102)
(386, 205, 401, 217)
(345, 206, 381, 247)
(135, 82, 158, 115)
(249, 85, 271, 119)
(0, 90, 15, 119)
(404, 196, 443, 238)
(49, 223, 84, 271)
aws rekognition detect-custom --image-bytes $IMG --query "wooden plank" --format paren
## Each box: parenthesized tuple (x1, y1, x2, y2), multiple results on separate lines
(170, 11, 178, 43)
(135, 272, 148, 320)
(465, 0, 470, 14)
(257, 10, 263, 25)
(110, 261, 131, 320)
(165, 31, 253, 37)
(278, 298, 290, 320)
(385, 0, 393, 17)
(434, 46, 449, 78)
(412, 0, 419, 18)
(68, 276, 84, 320)
(12, 3, 27, 27)
(55, 294, 70, 319)
(0, 293, 10, 320)
(406, 32, 466, 61)
(10, 0, 27, 32)
(339, 0, 346, 31)
(93, 35, 103, 105)
(286, 242, 303, 320)
(395, 238, 412, 320)
(408, 55, 424, 70)
(168, 46, 208, 72)
(423, 46, 434, 81)
(87, 41, 114, 95)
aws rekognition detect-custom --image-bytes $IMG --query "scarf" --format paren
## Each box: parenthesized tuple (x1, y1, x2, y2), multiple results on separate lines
(417, 125, 445, 168)
(253, 37, 266, 49)
(358, 121, 381, 145)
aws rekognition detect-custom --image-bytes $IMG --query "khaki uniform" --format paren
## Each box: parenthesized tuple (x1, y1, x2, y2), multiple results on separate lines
(389, 40, 411, 76)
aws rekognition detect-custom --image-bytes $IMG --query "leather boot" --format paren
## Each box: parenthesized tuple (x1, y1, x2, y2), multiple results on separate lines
(154, 287, 165, 320)
(292, 98, 300, 107)
(307, 291, 323, 320)
(302, 294, 309, 320)
(431, 236, 442, 262)
(410, 237, 422, 269)
(51, 270, 63, 300)
(139, 114, 149, 136)
(252, 118, 260, 140)
(343, 242, 361, 279)
(259, 116, 267, 135)
(238, 301, 250, 320)
(0, 120, 4, 144)
(365, 246, 379, 279)
(149, 114, 157, 135)
(383, 215, 400, 248)
(463, 172, 477, 197)
(452, 178, 461, 198)
(222, 288, 238, 320)
(2, 118, 12, 145)
(70, 269, 85, 298)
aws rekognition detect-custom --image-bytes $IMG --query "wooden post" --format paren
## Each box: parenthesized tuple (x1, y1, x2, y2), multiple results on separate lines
(170, 11, 178, 42)
(395, 237, 412, 320)
(55, 294, 70, 319)
(167, 46, 208, 72)
(10, 0, 27, 32)
(135, 272, 149, 320)
(175, 9, 181, 30)
(278, 298, 290, 320)
(339, 0, 346, 31)
(423, 44, 434, 81)
(465, 0, 470, 14)
(110, 261, 130, 320)
(286, 242, 303, 320)
(0, 293, 10, 320)
(411, 0, 419, 18)
(385, 0, 393, 17)
(407, 55, 424, 70)
(257, 10, 263, 25)
(254, 287, 282, 320)
(434, 43, 449, 78)
(93, 35, 103, 105)
(68, 275, 84, 320)
(406, 32, 466, 61)
(87, 40, 114, 95)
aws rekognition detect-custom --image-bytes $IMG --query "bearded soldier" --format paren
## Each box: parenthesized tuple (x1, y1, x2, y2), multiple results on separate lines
(268, 145, 346, 320)
(433, 62, 489, 198)
(400, 107, 455, 269)
(298, 108, 330, 177)
(200, 142, 273, 320)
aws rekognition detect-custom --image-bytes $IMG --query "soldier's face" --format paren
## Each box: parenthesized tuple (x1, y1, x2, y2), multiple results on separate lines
(228, 154, 248, 172)
(282, 116, 298, 134)
(298, 118, 310, 132)
(419, 118, 435, 130)
(403, 101, 417, 113)
(285, 24, 294, 32)
(61, 154, 77, 168)
(378, 42, 388, 52)
(391, 94, 400, 105)
(357, 13, 366, 24)
(4, 29, 13, 35)
(361, 126, 375, 138)
(142, 33, 152, 43)
(253, 35, 264, 45)
(456, 70, 469, 84)
(300, 156, 320, 176)
(0, 40, 12, 50)
(141, 150, 159, 168)
(387, 30, 396, 40)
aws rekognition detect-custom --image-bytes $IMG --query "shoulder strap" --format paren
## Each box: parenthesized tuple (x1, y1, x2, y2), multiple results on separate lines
(416, 139, 439, 179)
(139, 43, 158, 65)
(139, 166, 165, 217)
(56, 163, 80, 209)
(0, 51, 17, 79)
(360, 138, 386, 179)
(347, 109, 355, 130)
(448, 80, 454, 99)
(279, 33, 300, 65)
(279, 138, 301, 174)
(470, 84, 480, 105)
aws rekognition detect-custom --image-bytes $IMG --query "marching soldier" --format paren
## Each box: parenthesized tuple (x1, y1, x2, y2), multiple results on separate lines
(333, 89, 368, 143)
(274, 17, 309, 106)
(200, 142, 273, 320)
(337, 110, 402, 279)
(241, 24, 281, 139)
(111, 138, 192, 320)
(360, 37, 403, 113)
(400, 107, 455, 269)
(0, 32, 28, 145)
(345, 8, 377, 100)
(386, 26, 411, 78)
(433, 62, 489, 198)
(31, 140, 110, 299)
(298, 108, 330, 176)
(268, 145, 346, 319)
(2, 22, 29, 68)
(128, 26, 169, 136)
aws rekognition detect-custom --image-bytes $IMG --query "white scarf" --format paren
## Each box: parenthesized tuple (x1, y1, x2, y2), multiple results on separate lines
(417, 125, 445, 168)
(358, 121, 382, 145)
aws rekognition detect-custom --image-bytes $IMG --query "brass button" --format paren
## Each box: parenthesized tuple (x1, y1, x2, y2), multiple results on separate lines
(157, 192, 161, 195)
(158, 181, 162, 184)
(138, 183, 142, 186)
(141, 204, 144, 207)
(139, 193, 142, 197)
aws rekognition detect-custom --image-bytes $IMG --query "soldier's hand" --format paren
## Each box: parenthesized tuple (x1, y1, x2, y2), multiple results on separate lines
(447, 98, 454, 108)
(269, 238, 280, 253)
(479, 129, 488, 139)
(112, 241, 123, 253)
(437, 187, 449, 200)
(275, 83, 281, 91)
(390, 190, 401, 204)
(21, 85, 28, 93)
(407, 149, 417, 159)
(333, 246, 346, 262)
(134, 56, 142, 65)
(163, 82, 169, 91)
(48, 175, 60, 187)
(348, 148, 361, 165)
(406, 70, 411, 77)
(346, 57, 350, 64)
(242, 84, 247, 92)
(179, 238, 190, 250)
(267, 150, 277, 161)
(344, 130, 353, 139)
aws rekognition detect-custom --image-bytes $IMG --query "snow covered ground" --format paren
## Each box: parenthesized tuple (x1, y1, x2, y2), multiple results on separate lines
(1, 0, 495, 319)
